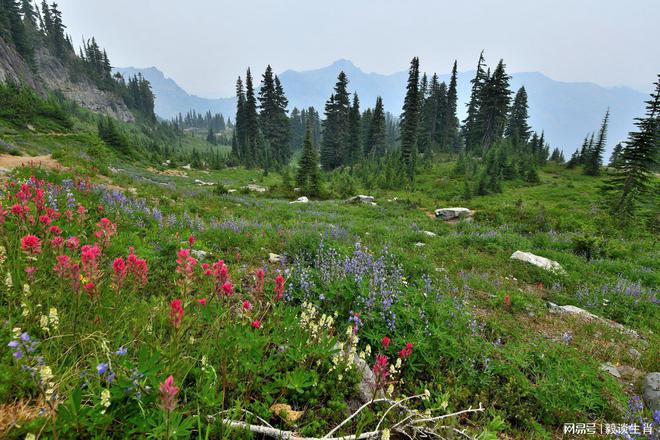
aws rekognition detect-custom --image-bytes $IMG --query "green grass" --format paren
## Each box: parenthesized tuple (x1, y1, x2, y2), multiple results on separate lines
(0, 115, 658, 439)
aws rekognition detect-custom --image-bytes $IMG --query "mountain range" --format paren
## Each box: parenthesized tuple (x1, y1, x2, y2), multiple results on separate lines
(115, 60, 649, 156)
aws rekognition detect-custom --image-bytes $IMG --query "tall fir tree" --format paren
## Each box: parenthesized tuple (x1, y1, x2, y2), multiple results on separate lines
(347, 93, 362, 165)
(365, 96, 387, 158)
(258, 66, 291, 166)
(584, 109, 609, 176)
(505, 86, 531, 147)
(462, 51, 487, 152)
(296, 124, 321, 196)
(606, 76, 659, 219)
(445, 60, 459, 151)
(233, 76, 247, 161)
(244, 68, 260, 168)
(400, 57, 420, 181)
(320, 71, 350, 170)
(478, 59, 511, 151)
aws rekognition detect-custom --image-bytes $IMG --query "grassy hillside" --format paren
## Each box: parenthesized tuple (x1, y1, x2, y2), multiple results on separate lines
(0, 108, 658, 439)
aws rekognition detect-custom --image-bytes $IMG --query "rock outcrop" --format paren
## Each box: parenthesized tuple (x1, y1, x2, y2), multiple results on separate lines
(347, 195, 376, 205)
(290, 196, 309, 204)
(435, 207, 472, 221)
(0, 38, 134, 122)
(511, 251, 565, 274)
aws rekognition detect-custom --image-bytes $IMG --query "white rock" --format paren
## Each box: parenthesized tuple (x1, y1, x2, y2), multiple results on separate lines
(347, 195, 375, 204)
(290, 196, 309, 204)
(269, 253, 283, 264)
(435, 207, 472, 220)
(423, 231, 437, 237)
(181, 164, 192, 170)
(244, 184, 267, 193)
(600, 362, 621, 378)
(510, 251, 565, 274)
(191, 249, 208, 260)
(194, 179, 215, 186)
(414, 242, 426, 247)
(547, 302, 639, 338)
(227, 189, 237, 193)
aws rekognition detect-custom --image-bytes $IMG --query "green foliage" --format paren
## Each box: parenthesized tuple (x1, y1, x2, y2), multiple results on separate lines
(0, 82, 73, 130)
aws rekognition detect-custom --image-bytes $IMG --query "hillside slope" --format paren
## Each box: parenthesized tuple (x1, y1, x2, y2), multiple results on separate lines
(0, 37, 134, 122)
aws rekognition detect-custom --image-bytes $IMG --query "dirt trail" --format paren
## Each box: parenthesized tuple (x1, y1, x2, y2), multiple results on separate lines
(0, 154, 64, 171)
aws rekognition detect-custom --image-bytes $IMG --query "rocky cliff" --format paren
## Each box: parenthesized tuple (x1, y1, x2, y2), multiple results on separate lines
(0, 37, 134, 122)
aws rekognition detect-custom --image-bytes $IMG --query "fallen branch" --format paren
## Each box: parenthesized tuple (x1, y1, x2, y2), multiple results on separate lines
(222, 419, 381, 440)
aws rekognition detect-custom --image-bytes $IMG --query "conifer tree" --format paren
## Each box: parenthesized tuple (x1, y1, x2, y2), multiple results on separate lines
(433, 82, 448, 150)
(478, 59, 511, 151)
(258, 66, 291, 166)
(608, 143, 624, 167)
(347, 93, 362, 165)
(606, 77, 659, 219)
(244, 68, 260, 167)
(365, 96, 386, 158)
(505, 86, 531, 147)
(296, 125, 320, 196)
(463, 51, 487, 152)
(584, 109, 609, 176)
(206, 127, 216, 144)
(321, 71, 350, 170)
(233, 76, 247, 161)
(445, 60, 459, 150)
(400, 57, 420, 181)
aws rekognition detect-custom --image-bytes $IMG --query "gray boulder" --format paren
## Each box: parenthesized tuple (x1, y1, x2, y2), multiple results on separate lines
(435, 207, 472, 221)
(642, 372, 660, 412)
(511, 251, 566, 274)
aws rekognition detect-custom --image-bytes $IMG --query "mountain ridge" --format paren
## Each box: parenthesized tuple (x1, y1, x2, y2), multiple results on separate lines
(116, 61, 648, 155)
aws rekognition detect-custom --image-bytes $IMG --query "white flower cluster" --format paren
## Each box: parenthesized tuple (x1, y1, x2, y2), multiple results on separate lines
(299, 301, 336, 345)
(329, 325, 360, 381)
(40, 308, 60, 333)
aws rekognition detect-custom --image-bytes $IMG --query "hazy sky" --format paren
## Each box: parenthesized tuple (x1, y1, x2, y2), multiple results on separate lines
(56, 0, 659, 97)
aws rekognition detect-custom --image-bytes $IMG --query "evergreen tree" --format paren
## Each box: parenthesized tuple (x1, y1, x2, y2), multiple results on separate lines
(445, 60, 459, 150)
(478, 59, 512, 151)
(258, 66, 291, 166)
(320, 71, 350, 170)
(233, 76, 247, 161)
(365, 96, 386, 158)
(347, 93, 362, 165)
(505, 86, 531, 147)
(462, 51, 487, 152)
(606, 77, 659, 219)
(206, 127, 216, 144)
(584, 109, 609, 176)
(608, 142, 624, 167)
(244, 68, 260, 167)
(433, 82, 448, 150)
(400, 57, 420, 181)
(296, 125, 321, 196)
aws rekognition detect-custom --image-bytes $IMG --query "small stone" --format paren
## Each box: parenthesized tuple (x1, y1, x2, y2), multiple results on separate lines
(290, 196, 309, 204)
(435, 207, 472, 221)
(422, 231, 437, 237)
(600, 363, 621, 378)
(511, 251, 566, 274)
(628, 347, 641, 359)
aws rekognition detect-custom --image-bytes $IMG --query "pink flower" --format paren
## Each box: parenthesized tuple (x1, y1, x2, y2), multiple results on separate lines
(51, 236, 64, 249)
(197, 298, 207, 306)
(176, 248, 197, 282)
(24, 266, 37, 280)
(254, 268, 265, 293)
(169, 299, 184, 328)
(273, 274, 285, 300)
(21, 235, 41, 254)
(81, 244, 101, 280)
(83, 282, 95, 297)
(504, 294, 511, 307)
(381, 336, 390, 350)
(242, 300, 252, 310)
(53, 255, 71, 278)
(112, 257, 127, 290)
(39, 214, 51, 226)
(66, 236, 80, 250)
(398, 342, 413, 360)
(251, 319, 261, 329)
(221, 282, 234, 297)
(48, 225, 62, 236)
(188, 235, 195, 247)
(372, 354, 389, 390)
(159, 375, 179, 412)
